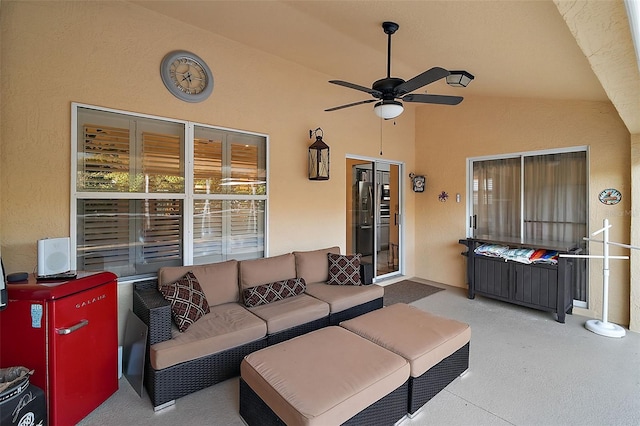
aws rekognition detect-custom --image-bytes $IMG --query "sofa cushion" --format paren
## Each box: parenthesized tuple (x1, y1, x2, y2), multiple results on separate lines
(159, 271, 211, 332)
(239, 253, 297, 291)
(305, 282, 384, 313)
(158, 260, 239, 307)
(327, 253, 362, 285)
(247, 294, 329, 334)
(150, 302, 267, 370)
(293, 246, 341, 283)
(243, 278, 306, 307)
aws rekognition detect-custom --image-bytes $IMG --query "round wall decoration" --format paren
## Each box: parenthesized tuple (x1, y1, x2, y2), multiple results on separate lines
(598, 188, 622, 205)
(160, 50, 213, 102)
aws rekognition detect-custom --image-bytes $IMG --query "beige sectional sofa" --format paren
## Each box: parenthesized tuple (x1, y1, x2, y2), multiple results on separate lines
(132, 246, 384, 410)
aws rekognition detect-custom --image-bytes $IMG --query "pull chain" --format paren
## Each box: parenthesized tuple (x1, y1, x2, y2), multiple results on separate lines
(379, 118, 397, 155)
(380, 118, 383, 155)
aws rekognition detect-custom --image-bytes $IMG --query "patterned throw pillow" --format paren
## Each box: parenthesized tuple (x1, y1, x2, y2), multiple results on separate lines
(327, 253, 362, 285)
(243, 278, 306, 308)
(159, 271, 211, 332)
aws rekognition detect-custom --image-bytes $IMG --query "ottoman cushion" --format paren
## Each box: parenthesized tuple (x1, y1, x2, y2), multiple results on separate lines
(340, 303, 471, 377)
(241, 326, 409, 426)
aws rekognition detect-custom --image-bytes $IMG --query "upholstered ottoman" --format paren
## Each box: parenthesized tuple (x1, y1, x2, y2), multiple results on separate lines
(239, 326, 410, 426)
(340, 303, 471, 417)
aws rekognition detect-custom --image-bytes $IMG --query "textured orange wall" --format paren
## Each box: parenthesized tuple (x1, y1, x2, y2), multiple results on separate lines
(415, 96, 631, 325)
(0, 1, 418, 341)
(0, 1, 417, 274)
(3, 1, 632, 329)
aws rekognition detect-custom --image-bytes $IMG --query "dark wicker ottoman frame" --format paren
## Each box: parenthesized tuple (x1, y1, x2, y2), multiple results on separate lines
(239, 378, 409, 426)
(408, 342, 470, 416)
(132, 280, 383, 409)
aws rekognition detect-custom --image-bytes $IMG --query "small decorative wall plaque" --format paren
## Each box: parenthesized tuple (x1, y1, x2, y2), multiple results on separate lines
(598, 188, 621, 205)
(409, 173, 425, 192)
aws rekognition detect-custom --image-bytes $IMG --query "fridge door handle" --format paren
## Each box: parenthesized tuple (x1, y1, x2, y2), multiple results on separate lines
(56, 319, 89, 335)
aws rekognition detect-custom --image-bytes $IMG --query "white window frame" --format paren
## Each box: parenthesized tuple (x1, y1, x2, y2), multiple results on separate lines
(70, 102, 269, 279)
(466, 145, 589, 240)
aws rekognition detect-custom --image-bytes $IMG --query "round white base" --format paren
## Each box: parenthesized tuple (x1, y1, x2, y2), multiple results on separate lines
(585, 319, 626, 338)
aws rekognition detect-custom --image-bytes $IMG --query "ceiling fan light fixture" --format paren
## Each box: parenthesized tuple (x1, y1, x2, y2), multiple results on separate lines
(326, 22, 471, 115)
(374, 100, 404, 119)
(446, 71, 475, 87)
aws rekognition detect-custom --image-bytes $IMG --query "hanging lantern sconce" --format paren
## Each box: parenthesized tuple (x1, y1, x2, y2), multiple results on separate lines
(308, 127, 330, 180)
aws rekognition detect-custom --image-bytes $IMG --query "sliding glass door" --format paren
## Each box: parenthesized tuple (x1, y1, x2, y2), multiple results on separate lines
(469, 148, 588, 303)
(471, 157, 521, 240)
(346, 158, 401, 281)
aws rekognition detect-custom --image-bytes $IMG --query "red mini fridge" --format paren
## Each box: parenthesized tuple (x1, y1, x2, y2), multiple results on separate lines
(0, 271, 118, 426)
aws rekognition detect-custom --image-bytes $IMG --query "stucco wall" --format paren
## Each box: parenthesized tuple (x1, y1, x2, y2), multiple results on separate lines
(2, 0, 633, 334)
(0, 1, 418, 341)
(415, 96, 631, 325)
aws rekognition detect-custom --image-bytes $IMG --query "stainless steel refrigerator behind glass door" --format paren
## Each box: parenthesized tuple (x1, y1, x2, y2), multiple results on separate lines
(355, 171, 374, 256)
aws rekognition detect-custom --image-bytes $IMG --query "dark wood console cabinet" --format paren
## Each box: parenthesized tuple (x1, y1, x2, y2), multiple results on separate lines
(460, 238, 580, 323)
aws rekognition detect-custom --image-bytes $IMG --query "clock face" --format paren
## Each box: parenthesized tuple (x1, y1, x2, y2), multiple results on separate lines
(598, 188, 622, 205)
(160, 51, 213, 102)
(413, 176, 425, 192)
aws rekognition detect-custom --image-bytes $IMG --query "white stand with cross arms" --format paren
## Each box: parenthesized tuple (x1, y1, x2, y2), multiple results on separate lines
(561, 219, 639, 338)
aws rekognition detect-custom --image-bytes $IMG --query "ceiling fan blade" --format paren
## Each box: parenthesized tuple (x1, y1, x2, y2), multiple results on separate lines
(395, 67, 450, 96)
(329, 80, 382, 97)
(402, 93, 463, 105)
(325, 99, 378, 112)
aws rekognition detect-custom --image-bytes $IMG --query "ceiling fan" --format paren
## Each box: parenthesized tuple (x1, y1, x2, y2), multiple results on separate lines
(325, 21, 474, 120)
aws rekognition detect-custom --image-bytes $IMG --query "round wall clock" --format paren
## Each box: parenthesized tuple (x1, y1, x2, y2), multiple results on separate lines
(160, 50, 213, 102)
(598, 188, 622, 205)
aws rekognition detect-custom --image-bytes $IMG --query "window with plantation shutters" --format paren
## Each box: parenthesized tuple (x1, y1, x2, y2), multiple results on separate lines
(192, 127, 265, 195)
(141, 130, 184, 193)
(141, 199, 183, 265)
(191, 125, 265, 264)
(73, 104, 267, 279)
(193, 199, 223, 260)
(77, 199, 131, 272)
(81, 124, 131, 191)
(227, 199, 264, 257)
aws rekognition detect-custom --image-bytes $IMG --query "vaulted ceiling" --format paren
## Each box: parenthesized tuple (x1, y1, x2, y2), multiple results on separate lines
(133, 0, 639, 133)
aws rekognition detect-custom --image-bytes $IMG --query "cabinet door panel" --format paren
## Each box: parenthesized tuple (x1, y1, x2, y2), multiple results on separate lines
(474, 256, 510, 299)
(514, 263, 558, 309)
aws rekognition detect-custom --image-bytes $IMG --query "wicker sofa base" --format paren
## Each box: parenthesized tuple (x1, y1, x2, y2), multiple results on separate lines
(145, 338, 268, 409)
(266, 316, 331, 345)
(133, 262, 384, 409)
(239, 378, 409, 426)
(329, 297, 384, 325)
(408, 342, 470, 415)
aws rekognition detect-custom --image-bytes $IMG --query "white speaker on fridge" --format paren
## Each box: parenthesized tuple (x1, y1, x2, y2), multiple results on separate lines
(37, 237, 71, 277)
